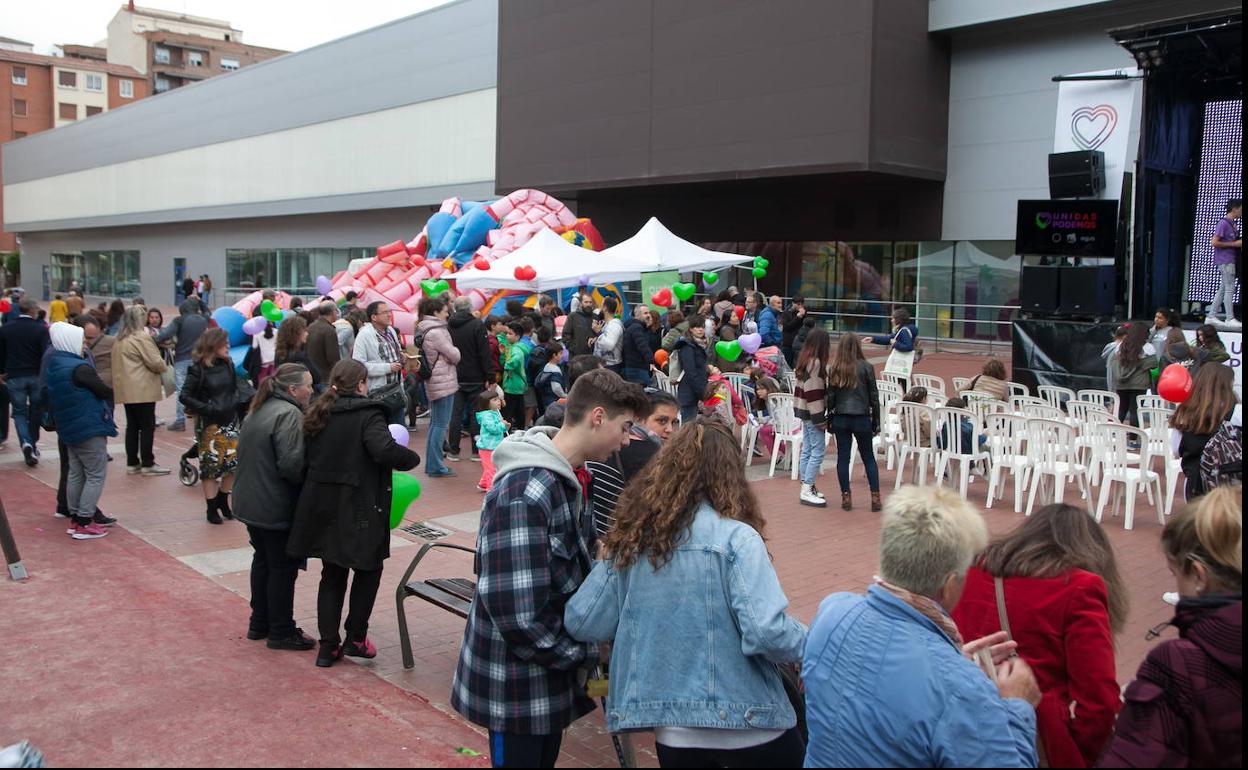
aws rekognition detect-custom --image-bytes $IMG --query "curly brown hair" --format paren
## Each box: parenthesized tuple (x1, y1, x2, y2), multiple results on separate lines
(603, 417, 766, 570)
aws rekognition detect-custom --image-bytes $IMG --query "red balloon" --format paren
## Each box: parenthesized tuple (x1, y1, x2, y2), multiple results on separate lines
(472, 257, 491, 270)
(650, 288, 673, 308)
(513, 265, 537, 281)
(1157, 363, 1194, 404)
(0, 299, 10, 313)
(733, 305, 746, 320)
(654, 349, 669, 367)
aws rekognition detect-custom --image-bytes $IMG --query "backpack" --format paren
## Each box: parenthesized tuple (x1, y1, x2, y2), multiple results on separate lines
(1199, 421, 1242, 491)
(410, 330, 434, 381)
(526, 345, 545, 387)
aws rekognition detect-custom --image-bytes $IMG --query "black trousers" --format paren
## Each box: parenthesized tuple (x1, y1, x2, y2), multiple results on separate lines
(123, 402, 156, 467)
(656, 727, 806, 768)
(1117, 388, 1146, 426)
(0, 382, 9, 443)
(489, 731, 563, 769)
(503, 392, 527, 431)
(317, 561, 384, 646)
(449, 384, 485, 455)
(246, 525, 300, 640)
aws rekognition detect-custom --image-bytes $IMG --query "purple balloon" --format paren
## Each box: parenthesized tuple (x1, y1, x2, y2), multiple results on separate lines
(578, 273, 590, 286)
(388, 423, 409, 447)
(559, 347, 570, 365)
(242, 316, 267, 336)
(315, 275, 332, 295)
(738, 332, 763, 355)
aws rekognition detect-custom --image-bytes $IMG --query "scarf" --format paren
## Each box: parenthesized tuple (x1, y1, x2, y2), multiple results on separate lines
(874, 577, 964, 647)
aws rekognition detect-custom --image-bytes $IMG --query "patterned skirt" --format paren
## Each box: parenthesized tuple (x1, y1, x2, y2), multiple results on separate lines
(196, 419, 240, 480)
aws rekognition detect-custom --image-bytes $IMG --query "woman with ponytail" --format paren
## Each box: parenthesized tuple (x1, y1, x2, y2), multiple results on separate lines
(1100, 486, 1242, 768)
(287, 359, 420, 668)
(233, 363, 317, 652)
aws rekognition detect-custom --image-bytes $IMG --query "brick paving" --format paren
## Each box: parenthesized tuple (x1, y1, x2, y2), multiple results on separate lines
(0, 349, 1180, 767)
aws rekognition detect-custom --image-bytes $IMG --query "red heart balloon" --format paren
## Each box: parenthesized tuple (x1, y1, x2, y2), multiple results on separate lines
(1157, 363, 1194, 404)
(733, 305, 746, 320)
(514, 265, 537, 281)
(650, 288, 673, 307)
(473, 257, 491, 270)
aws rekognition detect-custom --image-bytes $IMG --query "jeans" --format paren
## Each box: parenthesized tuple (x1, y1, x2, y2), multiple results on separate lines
(449, 385, 484, 455)
(488, 731, 563, 769)
(832, 414, 880, 493)
(425, 394, 455, 475)
(317, 562, 384, 646)
(66, 435, 109, 520)
(246, 525, 300, 640)
(123, 402, 157, 467)
(0, 382, 9, 443)
(655, 727, 805, 769)
(622, 366, 653, 388)
(173, 359, 192, 424)
(798, 419, 827, 485)
(1212, 262, 1238, 320)
(679, 401, 699, 424)
(5, 375, 40, 448)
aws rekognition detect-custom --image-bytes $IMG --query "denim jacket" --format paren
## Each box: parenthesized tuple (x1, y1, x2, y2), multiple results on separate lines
(564, 503, 807, 733)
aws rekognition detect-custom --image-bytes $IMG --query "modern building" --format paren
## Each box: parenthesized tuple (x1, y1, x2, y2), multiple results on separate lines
(106, 2, 287, 94)
(3, 0, 1240, 342)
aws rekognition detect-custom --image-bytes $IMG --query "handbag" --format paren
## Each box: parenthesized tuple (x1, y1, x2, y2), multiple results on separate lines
(160, 350, 178, 399)
(995, 577, 1049, 768)
(372, 379, 409, 416)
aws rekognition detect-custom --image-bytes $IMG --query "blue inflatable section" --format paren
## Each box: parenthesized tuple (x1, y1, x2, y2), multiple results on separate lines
(212, 307, 248, 347)
(229, 344, 250, 377)
(424, 212, 456, 259)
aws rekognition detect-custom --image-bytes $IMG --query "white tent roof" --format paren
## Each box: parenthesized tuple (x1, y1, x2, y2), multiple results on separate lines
(598, 217, 751, 273)
(453, 228, 646, 292)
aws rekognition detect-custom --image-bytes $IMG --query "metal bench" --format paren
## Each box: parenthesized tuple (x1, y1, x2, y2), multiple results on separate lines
(395, 541, 477, 670)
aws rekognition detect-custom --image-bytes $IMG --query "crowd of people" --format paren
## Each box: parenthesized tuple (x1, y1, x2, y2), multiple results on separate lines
(1, 280, 1242, 768)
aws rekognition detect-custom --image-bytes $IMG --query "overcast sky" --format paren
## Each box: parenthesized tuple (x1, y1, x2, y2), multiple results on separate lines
(6, 0, 455, 55)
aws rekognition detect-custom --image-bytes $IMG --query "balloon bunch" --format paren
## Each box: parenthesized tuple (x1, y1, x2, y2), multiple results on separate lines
(751, 257, 769, 280)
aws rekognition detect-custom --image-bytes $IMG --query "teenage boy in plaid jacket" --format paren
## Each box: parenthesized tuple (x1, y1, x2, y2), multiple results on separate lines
(452, 368, 649, 768)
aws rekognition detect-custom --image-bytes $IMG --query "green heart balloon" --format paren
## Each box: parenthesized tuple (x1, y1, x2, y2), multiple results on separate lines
(753, 257, 770, 269)
(702, 271, 719, 286)
(672, 282, 697, 302)
(714, 340, 743, 362)
(420, 279, 450, 296)
(751, 267, 767, 279)
(390, 472, 422, 529)
(260, 300, 283, 323)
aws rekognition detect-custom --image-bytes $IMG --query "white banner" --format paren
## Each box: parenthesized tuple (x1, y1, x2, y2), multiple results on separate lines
(1054, 69, 1141, 200)
(1184, 329, 1242, 398)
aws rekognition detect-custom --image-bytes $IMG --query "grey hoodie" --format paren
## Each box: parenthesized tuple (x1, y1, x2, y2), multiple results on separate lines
(492, 426, 583, 505)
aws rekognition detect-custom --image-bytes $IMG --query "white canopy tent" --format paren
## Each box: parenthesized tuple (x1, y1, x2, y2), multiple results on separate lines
(598, 217, 751, 273)
(453, 228, 649, 292)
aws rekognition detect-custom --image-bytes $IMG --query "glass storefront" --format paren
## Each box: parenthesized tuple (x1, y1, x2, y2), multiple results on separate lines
(50, 251, 141, 298)
(225, 247, 373, 298)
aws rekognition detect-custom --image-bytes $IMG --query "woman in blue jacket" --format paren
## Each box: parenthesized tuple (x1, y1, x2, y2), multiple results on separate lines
(864, 308, 919, 390)
(565, 417, 807, 768)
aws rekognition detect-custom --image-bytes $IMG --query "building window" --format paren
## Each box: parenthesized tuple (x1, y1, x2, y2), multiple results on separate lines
(58, 70, 77, 88)
(220, 58, 240, 71)
(154, 47, 170, 64)
(59, 102, 77, 120)
(52, 251, 141, 298)
(86, 105, 103, 117)
(226, 248, 370, 298)
(188, 51, 204, 67)
(11, 66, 26, 85)
(155, 78, 171, 93)
(85, 73, 103, 92)
(12, 98, 26, 117)
(119, 79, 134, 98)
(13, 130, 27, 139)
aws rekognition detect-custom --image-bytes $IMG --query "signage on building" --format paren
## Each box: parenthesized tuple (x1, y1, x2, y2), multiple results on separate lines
(1053, 68, 1141, 200)
(1015, 199, 1119, 257)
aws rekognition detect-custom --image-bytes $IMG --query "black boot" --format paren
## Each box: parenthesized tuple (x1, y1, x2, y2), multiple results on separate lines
(206, 496, 223, 525)
(216, 491, 233, 520)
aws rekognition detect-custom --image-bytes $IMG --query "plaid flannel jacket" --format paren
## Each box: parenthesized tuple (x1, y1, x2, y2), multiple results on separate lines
(451, 466, 598, 735)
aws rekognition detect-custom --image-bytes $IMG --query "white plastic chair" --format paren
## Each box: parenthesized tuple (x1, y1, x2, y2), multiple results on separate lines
(1069, 405, 1115, 483)
(1024, 418, 1090, 516)
(653, 371, 676, 397)
(767, 393, 802, 479)
(952, 377, 973, 393)
(915, 374, 946, 394)
(1010, 395, 1047, 413)
(1094, 424, 1165, 531)
(960, 390, 998, 404)
(882, 371, 908, 392)
(1077, 389, 1120, 418)
(1137, 394, 1174, 415)
(1021, 403, 1064, 422)
(1137, 407, 1181, 517)
(781, 372, 797, 393)
(1008, 382, 1030, 399)
(933, 407, 990, 499)
(722, 373, 751, 407)
(894, 402, 937, 488)
(985, 413, 1031, 513)
(877, 381, 903, 406)
(1038, 385, 1076, 413)
(968, 398, 1009, 428)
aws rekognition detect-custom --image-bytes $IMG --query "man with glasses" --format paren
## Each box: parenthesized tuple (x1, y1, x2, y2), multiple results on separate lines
(352, 301, 406, 423)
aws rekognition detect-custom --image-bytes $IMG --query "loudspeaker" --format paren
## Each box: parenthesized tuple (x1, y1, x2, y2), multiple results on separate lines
(1048, 150, 1106, 198)
(1056, 265, 1115, 316)
(1019, 266, 1061, 313)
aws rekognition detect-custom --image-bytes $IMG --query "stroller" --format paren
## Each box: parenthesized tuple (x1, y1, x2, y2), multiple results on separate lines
(179, 442, 200, 486)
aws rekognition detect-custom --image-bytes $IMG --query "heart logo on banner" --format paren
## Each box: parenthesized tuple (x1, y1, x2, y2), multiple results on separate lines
(1070, 104, 1118, 150)
(1035, 212, 1052, 229)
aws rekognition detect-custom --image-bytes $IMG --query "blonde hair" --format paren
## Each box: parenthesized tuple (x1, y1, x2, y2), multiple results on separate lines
(116, 305, 149, 340)
(880, 485, 988, 598)
(1163, 486, 1242, 591)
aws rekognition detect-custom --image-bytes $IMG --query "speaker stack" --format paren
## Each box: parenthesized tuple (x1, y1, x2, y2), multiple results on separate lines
(1048, 150, 1106, 198)
(1019, 265, 1115, 319)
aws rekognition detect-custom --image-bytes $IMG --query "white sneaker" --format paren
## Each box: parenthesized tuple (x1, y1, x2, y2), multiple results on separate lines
(141, 464, 172, 476)
(809, 485, 827, 500)
(1222, 318, 1242, 327)
(800, 484, 827, 507)
(1162, 591, 1180, 606)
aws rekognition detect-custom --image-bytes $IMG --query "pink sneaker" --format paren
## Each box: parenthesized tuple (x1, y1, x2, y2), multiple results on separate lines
(69, 523, 110, 540)
(342, 637, 377, 659)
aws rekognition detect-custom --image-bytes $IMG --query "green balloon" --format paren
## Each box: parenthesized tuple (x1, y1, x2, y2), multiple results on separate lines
(672, 282, 697, 302)
(714, 340, 743, 362)
(751, 267, 767, 279)
(421, 279, 450, 296)
(702, 271, 719, 286)
(261, 300, 283, 323)
(390, 472, 422, 529)
(753, 257, 770, 269)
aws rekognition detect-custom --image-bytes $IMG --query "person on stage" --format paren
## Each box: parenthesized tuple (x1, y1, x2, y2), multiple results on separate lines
(1209, 197, 1241, 327)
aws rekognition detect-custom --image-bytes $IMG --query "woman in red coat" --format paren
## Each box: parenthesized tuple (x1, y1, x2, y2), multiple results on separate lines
(952, 503, 1127, 767)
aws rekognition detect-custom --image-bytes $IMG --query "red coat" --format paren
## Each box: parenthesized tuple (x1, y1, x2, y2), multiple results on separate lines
(952, 566, 1121, 768)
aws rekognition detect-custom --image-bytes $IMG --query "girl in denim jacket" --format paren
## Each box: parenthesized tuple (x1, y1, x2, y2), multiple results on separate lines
(565, 418, 808, 767)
